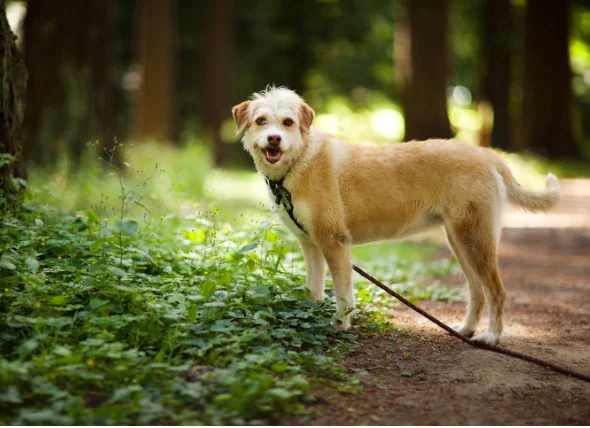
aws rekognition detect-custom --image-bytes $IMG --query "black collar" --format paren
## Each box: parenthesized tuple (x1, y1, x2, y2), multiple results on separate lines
(264, 176, 307, 234)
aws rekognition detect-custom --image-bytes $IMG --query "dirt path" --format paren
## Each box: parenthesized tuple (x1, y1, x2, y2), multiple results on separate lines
(291, 180, 590, 425)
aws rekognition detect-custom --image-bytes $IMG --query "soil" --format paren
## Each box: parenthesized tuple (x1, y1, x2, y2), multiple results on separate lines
(287, 180, 590, 425)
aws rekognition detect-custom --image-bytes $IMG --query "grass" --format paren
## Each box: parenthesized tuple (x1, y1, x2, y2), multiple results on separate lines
(27, 141, 212, 218)
(1, 135, 583, 424)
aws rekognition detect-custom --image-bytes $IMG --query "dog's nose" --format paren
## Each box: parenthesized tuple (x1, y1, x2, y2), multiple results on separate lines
(267, 135, 281, 146)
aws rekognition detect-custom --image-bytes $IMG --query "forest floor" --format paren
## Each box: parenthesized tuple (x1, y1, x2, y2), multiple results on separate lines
(288, 179, 590, 425)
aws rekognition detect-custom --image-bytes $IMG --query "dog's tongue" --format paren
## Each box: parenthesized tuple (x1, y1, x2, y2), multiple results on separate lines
(264, 148, 283, 164)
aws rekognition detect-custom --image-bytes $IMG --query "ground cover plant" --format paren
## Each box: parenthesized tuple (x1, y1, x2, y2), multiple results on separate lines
(0, 146, 463, 424)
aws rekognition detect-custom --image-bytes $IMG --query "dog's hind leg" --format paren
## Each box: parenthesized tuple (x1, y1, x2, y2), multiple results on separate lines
(300, 240, 327, 301)
(470, 259, 505, 345)
(448, 206, 506, 345)
(444, 226, 485, 337)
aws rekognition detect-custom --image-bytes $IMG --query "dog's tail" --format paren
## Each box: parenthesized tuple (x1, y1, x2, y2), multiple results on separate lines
(496, 161, 561, 212)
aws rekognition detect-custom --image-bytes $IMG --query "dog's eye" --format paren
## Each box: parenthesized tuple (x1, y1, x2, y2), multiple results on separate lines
(255, 117, 267, 126)
(283, 118, 293, 127)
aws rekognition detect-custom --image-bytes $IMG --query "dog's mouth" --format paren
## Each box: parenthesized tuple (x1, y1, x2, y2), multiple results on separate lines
(262, 147, 283, 164)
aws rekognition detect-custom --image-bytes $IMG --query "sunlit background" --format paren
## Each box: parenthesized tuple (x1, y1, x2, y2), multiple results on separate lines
(4, 0, 590, 229)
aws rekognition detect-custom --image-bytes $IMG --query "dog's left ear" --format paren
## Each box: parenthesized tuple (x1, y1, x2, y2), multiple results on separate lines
(232, 100, 252, 133)
(299, 102, 315, 135)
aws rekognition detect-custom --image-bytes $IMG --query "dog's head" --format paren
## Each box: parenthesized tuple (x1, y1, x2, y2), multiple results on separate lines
(232, 86, 315, 176)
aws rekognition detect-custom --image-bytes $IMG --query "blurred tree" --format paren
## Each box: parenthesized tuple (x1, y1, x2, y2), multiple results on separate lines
(396, 0, 453, 141)
(200, 0, 233, 166)
(479, 0, 513, 150)
(231, 0, 394, 107)
(449, 0, 482, 100)
(521, 0, 580, 158)
(0, 0, 27, 207)
(177, 0, 201, 138)
(273, 0, 312, 94)
(23, 0, 120, 166)
(133, 0, 176, 143)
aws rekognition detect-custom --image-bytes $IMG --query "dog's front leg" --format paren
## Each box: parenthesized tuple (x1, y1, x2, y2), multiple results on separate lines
(319, 235, 355, 330)
(300, 239, 326, 301)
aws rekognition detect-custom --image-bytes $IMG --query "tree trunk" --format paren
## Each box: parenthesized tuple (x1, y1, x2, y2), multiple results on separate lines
(480, 0, 512, 150)
(521, 0, 579, 158)
(201, 0, 234, 166)
(133, 0, 176, 143)
(0, 1, 27, 209)
(281, 0, 313, 94)
(396, 0, 453, 141)
(21, 0, 53, 165)
(22, 0, 120, 166)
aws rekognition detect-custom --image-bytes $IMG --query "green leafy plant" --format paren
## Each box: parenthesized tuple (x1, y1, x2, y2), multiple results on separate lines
(0, 204, 349, 424)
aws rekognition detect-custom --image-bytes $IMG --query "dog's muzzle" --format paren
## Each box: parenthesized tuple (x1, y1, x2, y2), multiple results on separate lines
(262, 146, 283, 164)
(262, 134, 284, 164)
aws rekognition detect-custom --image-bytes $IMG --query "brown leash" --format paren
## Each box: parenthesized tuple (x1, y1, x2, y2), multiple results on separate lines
(352, 264, 590, 384)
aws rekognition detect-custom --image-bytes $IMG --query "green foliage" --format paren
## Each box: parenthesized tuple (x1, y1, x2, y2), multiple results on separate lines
(229, 0, 395, 102)
(0, 205, 349, 424)
(0, 200, 461, 424)
(26, 141, 212, 218)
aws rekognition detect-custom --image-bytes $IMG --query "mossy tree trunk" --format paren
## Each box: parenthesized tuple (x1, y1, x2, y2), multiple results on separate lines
(0, 1, 27, 209)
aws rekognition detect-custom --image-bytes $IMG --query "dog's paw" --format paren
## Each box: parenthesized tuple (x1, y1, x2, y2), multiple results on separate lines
(335, 317, 351, 331)
(472, 332, 500, 346)
(306, 290, 325, 302)
(452, 323, 475, 338)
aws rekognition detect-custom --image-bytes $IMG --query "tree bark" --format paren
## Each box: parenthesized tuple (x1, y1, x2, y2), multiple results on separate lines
(201, 0, 234, 166)
(21, 0, 53, 165)
(0, 1, 27, 209)
(521, 0, 579, 158)
(23, 0, 120, 166)
(480, 0, 512, 150)
(133, 0, 176, 143)
(396, 0, 453, 141)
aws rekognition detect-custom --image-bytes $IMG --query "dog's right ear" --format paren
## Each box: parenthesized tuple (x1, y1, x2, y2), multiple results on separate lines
(232, 100, 252, 133)
(299, 102, 315, 135)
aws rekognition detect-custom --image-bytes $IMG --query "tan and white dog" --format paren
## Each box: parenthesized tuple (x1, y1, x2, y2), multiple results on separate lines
(232, 86, 561, 345)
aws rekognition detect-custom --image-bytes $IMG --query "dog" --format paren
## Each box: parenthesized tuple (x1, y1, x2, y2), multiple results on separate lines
(232, 86, 561, 345)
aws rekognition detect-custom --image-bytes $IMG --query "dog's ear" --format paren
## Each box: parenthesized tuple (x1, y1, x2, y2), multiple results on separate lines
(299, 102, 315, 135)
(232, 100, 252, 133)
